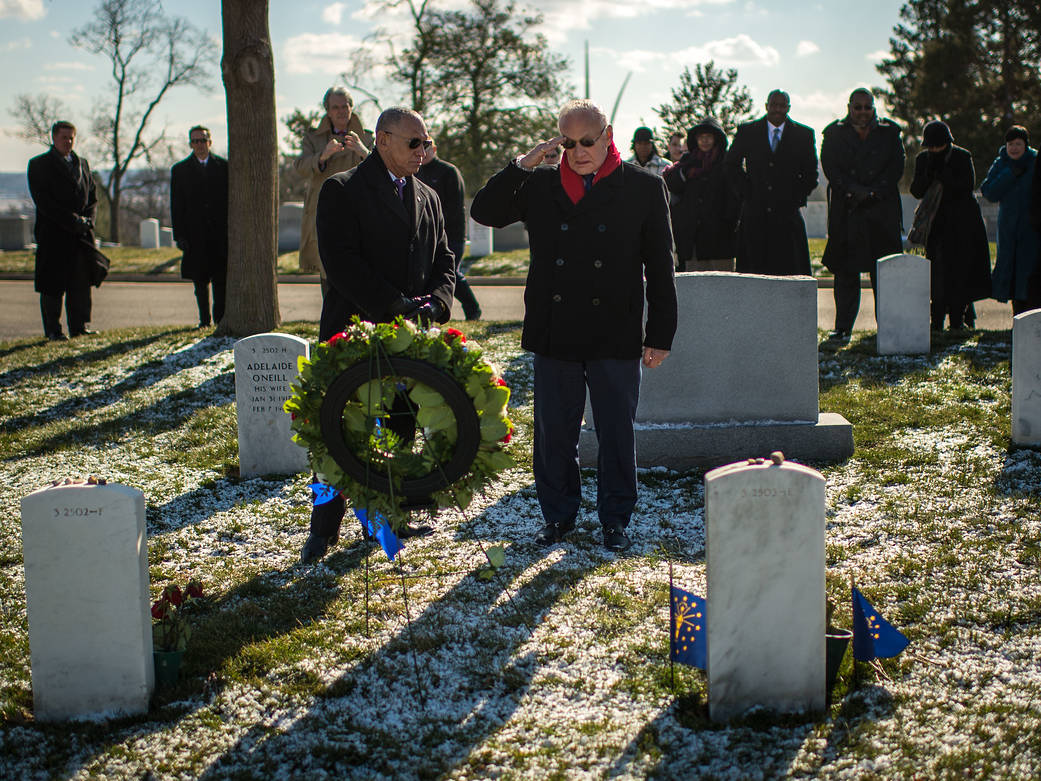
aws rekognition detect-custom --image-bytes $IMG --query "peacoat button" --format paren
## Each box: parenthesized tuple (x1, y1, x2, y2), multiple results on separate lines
(561, 223, 568, 231)
(593, 259, 602, 268)
(598, 224, 606, 232)
(552, 293, 562, 302)
(556, 258, 564, 266)
(592, 298, 600, 306)
(766, 207, 773, 213)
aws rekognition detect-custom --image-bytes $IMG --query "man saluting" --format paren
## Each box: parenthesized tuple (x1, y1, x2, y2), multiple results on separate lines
(471, 99, 677, 552)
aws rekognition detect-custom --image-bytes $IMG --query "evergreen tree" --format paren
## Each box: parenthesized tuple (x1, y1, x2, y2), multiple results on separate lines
(654, 61, 754, 138)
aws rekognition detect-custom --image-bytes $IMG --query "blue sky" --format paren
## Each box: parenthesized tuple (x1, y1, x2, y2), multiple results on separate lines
(0, 0, 907, 172)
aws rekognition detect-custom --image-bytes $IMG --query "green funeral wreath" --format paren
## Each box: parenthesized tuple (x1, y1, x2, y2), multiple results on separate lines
(284, 318, 515, 526)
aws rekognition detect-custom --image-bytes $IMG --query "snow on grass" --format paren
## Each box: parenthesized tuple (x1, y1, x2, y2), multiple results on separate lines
(1, 324, 1040, 778)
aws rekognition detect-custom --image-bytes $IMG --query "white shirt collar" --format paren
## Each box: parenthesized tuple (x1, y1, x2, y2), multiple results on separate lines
(195, 155, 209, 165)
(768, 120, 786, 134)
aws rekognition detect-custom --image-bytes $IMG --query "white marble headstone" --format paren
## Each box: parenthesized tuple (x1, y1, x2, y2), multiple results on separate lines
(876, 253, 930, 355)
(139, 218, 159, 249)
(1012, 309, 1041, 445)
(21, 482, 153, 721)
(235, 333, 310, 476)
(704, 458, 826, 722)
(159, 226, 174, 248)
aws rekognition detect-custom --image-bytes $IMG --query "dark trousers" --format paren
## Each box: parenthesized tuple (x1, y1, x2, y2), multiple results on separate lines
(193, 275, 226, 326)
(450, 240, 481, 319)
(532, 354, 640, 531)
(832, 269, 877, 332)
(929, 250, 967, 329)
(40, 288, 91, 337)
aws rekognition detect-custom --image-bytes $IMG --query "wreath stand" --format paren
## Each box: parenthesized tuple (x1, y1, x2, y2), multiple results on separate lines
(316, 333, 536, 706)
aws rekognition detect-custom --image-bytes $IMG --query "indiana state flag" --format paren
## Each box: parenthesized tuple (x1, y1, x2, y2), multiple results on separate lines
(852, 587, 909, 661)
(355, 508, 403, 561)
(670, 586, 707, 669)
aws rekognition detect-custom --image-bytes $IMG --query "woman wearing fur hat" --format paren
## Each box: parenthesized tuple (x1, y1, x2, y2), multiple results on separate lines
(981, 125, 1041, 315)
(909, 120, 992, 330)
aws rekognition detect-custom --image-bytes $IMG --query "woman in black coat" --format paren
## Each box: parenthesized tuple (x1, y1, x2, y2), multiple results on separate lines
(909, 120, 992, 330)
(663, 118, 739, 271)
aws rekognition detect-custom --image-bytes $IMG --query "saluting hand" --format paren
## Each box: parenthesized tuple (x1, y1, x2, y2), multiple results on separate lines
(519, 136, 566, 170)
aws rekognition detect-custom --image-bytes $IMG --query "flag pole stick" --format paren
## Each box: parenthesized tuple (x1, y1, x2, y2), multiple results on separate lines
(669, 560, 676, 692)
(849, 572, 858, 688)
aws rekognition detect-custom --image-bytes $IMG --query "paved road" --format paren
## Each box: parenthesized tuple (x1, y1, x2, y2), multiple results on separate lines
(0, 278, 1013, 342)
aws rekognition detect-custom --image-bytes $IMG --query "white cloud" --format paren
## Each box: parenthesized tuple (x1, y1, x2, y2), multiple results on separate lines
(865, 49, 888, 63)
(795, 40, 819, 58)
(322, 2, 347, 25)
(597, 34, 780, 73)
(44, 61, 93, 71)
(282, 32, 366, 75)
(0, 0, 44, 20)
(1, 36, 31, 51)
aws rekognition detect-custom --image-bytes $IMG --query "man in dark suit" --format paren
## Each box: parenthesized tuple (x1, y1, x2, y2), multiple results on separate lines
(471, 99, 677, 552)
(301, 107, 456, 564)
(417, 137, 481, 319)
(27, 120, 99, 340)
(726, 89, 819, 275)
(170, 125, 229, 328)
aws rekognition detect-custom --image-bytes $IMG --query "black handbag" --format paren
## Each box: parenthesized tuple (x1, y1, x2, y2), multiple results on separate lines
(907, 180, 942, 247)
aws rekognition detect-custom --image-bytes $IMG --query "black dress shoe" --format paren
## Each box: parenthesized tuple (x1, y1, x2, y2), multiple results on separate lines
(825, 329, 851, 344)
(603, 528, 632, 552)
(397, 523, 433, 539)
(70, 328, 98, 337)
(46, 332, 68, 342)
(300, 533, 331, 563)
(534, 517, 575, 546)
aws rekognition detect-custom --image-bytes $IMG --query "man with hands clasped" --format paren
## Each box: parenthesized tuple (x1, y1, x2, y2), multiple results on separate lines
(471, 99, 677, 552)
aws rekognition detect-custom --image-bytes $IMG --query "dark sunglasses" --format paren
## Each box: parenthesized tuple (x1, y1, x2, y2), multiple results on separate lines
(561, 125, 606, 149)
(385, 131, 433, 150)
(189, 137, 210, 144)
(851, 103, 874, 111)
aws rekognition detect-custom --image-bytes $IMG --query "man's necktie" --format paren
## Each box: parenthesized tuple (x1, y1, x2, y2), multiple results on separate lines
(394, 177, 406, 200)
(582, 174, 594, 192)
(770, 127, 781, 152)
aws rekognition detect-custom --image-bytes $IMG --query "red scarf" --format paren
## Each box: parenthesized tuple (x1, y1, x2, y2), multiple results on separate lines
(559, 141, 622, 204)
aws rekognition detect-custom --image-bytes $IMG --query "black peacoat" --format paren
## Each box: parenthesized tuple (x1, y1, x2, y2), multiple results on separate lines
(316, 150, 456, 340)
(470, 160, 677, 361)
(909, 145, 992, 303)
(27, 147, 98, 296)
(820, 117, 905, 274)
(663, 118, 739, 263)
(725, 116, 818, 275)
(170, 153, 229, 282)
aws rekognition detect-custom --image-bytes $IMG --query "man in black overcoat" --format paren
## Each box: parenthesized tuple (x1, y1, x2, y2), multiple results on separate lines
(27, 120, 99, 340)
(471, 99, 677, 552)
(726, 90, 819, 275)
(301, 107, 456, 564)
(170, 126, 229, 328)
(820, 88, 905, 342)
(417, 137, 482, 319)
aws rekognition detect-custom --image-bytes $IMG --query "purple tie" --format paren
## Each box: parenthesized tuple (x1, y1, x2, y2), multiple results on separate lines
(394, 178, 406, 200)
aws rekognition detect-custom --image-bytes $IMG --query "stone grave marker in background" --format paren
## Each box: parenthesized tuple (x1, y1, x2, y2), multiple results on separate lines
(1012, 309, 1041, 446)
(21, 482, 153, 721)
(139, 218, 159, 249)
(876, 253, 930, 355)
(705, 457, 826, 722)
(235, 333, 310, 476)
(468, 217, 493, 258)
(278, 201, 303, 253)
(159, 226, 174, 248)
(580, 273, 853, 468)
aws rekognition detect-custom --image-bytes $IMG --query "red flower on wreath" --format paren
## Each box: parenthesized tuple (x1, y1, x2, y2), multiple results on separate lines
(495, 377, 507, 387)
(163, 584, 183, 606)
(151, 601, 168, 620)
(501, 422, 514, 444)
(443, 327, 466, 343)
(327, 331, 349, 345)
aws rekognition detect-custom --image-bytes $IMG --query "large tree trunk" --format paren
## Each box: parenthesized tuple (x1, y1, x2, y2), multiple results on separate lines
(218, 0, 280, 337)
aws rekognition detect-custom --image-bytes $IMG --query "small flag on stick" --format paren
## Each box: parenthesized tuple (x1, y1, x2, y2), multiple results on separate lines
(852, 586, 909, 662)
(356, 508, 403, 561)
(669, 585, 707, 669)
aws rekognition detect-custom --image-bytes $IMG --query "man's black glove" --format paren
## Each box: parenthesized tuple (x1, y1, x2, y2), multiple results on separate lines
(74, 215, 93, 237)
(387, 295, 421, 319)
(407, 296, 445, 326)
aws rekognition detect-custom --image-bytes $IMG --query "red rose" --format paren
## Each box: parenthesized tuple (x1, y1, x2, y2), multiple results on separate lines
(444, 328, 466, 343)
(500, 432, 512, 444)
(185, 580, 204, 599)
(495, 377, 507, 387)
(151, 601, 167, 620)
(163, 584, 183, 606)
(327, 331, 348, 345)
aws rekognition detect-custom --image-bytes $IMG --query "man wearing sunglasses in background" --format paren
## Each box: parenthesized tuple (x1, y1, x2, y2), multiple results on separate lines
(471, 99, 677, 553)
(301, 107, 456, 564)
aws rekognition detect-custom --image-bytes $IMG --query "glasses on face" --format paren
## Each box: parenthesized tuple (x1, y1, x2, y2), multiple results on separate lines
(384, 131, 433, 150)
(190, 137, 210, 144)
(851, 103, 874, 111)
(561, 125, 606, 149)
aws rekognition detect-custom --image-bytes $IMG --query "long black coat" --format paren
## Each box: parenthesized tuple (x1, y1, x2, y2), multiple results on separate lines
(470, 160, 676, 360)
(820, 117, 905, 274)
(170, 154, 228, 282)
(1032, 150, 1041, 233)
(316, 151, 456, 341)
(909, 145, 992, 303)
(27, 147, 98, 296)
(725, 116, 818, 275)
(416, 157, 466, 248)
(663, 119, 738, 263)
